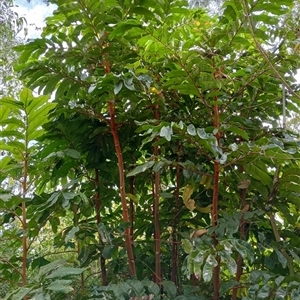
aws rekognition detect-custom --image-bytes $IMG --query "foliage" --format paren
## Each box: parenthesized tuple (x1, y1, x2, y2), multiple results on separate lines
(0, 0, 26, 96)
(188, 0, 224, 14)
(1, 0, 300, 299)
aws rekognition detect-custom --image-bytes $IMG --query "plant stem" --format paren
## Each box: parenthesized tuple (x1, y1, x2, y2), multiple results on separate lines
(171, 150, 181, 284)
(241, 0, 300, 101)
(153, 104, 161, 284)
(103, 51, 136, 277)
(129, 175, 135, 243)
(108, 101, 136, 277)
(212, 99, 220, 300)
(22, 120, 28, 300)
(94, 169, 108, 286)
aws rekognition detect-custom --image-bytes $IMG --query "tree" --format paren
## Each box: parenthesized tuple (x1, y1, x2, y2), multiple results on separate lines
(1, 0, 300, 299)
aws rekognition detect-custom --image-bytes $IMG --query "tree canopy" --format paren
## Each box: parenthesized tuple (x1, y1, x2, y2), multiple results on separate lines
(0, 0, 26, 96)
(1, 0, 300, 299)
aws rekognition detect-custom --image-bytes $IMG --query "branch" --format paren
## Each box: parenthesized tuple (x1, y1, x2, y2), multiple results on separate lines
(0, 258, 22, 276)
(241, 0, 300, 101)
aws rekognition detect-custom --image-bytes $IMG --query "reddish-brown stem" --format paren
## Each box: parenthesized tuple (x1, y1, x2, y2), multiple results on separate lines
(21, 199, 27, 286)
(104, 49, 135, 277)
(153, 104, 161, 284)
(171, 145, 181, 284)
(108, 101, 136, 277)
(21, 139, 28, 300)
(232, 255, 243, 300)
(129, 176, 135, 242)
(212, 100, 220, 228)
(94, 169, 108, 286)
(212, 99, 220, 300)
(151, 179, 156, 284)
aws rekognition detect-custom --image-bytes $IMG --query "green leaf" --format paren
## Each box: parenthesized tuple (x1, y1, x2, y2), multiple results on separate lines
(55, 79, 73, 99)
(46, 279, 73, 293)
(102, 245, 113, 259)
(202, 254, 218, 282)
(10, 288, 33, 300)
(153, 160, 165, 172)
(65, 226, 79, 242)
(0, 117, 24, 128)
(0, 98, 23, 111)
(220, 280, 239, 296)
(221, 251, 237, 275)
(174, 296, 189, 300)
(194, 250, 206, 265)
(1, 141, 25, 153)
(0, 130, 24, 139)
(127, 279, 145, 296)
(38, 260, 66, 277)
(26, 94, 50, 115)
(130, 7, 155, 19)
(31, 292, 51, 300)
(109, 19, 142, 40)
(275, 249, 287, 269)
(160, 192, 173, 199)
(127, 161, 155, 177)
(20, 88, 33, 106)
(31, 257, 51, 270)
(46, 266, 85, 279)
(187, 124, 196, 136)
(231, 239, 254, 263)
(63, 148, 81, 159)
(160, 126, 173, 141)
(193, 261, 202, 280)
(219, 153, 228, 164)
(257, 284, 270, 298)
(142, 279, 160, 296)
(182, 239, 193, 254)
(275, 287, 287, 299)
(114, 81, 123, 94)
(225, 125, 249, 141)
(43, 74, 63, 95)
(18, 49, 34, 64)
(124, 77, 135, 90)
(161, 281, 177, 299)
(197, 128, 209, 139)
(243, 164, 273, 187)
(25, 70, 47, 88)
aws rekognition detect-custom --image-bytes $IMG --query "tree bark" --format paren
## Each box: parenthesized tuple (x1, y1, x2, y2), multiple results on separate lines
(108, 101, 136, 277)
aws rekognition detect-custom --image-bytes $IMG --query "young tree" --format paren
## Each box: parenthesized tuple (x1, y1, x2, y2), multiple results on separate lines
(1, 0, 300, 299)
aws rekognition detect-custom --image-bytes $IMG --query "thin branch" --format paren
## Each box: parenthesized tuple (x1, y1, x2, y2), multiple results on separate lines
(241, 0, 300, 100)
(282, 84, 286, 128)
(0, 258, 22, 276)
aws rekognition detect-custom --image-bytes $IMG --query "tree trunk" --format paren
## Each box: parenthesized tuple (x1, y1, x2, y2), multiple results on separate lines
(108, 101, 136, 277)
